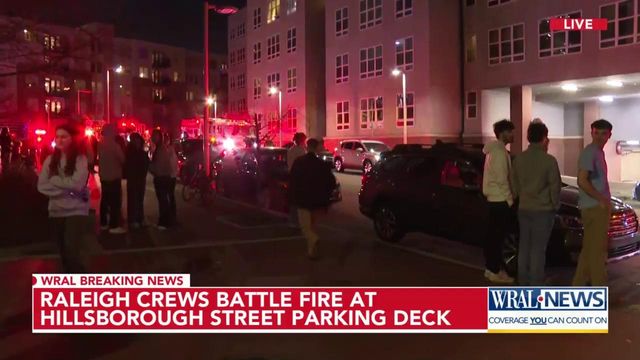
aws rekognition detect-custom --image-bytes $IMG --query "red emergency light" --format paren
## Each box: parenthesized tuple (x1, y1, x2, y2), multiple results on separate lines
(35, 129, 47, 136)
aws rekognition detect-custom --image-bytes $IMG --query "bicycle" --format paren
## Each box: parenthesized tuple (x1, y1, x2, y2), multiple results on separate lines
(181, 163, 215, 205)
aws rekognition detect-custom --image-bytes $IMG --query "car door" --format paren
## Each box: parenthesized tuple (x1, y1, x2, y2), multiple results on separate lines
(401, 155, 439, 230)
(340, 142, 353, 168)
(352, 142, 367, 169)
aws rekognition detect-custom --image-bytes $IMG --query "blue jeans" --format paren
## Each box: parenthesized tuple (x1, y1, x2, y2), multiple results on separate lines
(518, 210, 555, 286)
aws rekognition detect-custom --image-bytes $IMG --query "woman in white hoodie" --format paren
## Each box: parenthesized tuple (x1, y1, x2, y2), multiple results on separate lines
(38, 124, 90, 272)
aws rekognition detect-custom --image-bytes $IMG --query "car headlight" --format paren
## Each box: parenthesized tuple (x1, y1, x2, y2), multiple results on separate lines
(558, 214, 582, 229)
(374, 154, 380, 161)
(322, 155, 327, 161)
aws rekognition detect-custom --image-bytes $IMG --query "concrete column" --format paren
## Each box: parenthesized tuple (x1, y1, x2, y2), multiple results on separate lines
(509, 85, 532, 154)
(583, 101, 600, 146)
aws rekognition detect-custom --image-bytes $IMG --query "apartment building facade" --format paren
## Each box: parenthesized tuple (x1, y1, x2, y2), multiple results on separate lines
(323, 0, 462, 150)
(232, 0, 326, 145)
(227, 7, 249, 118)
(463, 0, 640, 180)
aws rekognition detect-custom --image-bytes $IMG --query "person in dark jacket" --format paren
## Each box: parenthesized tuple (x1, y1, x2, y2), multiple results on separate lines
(125, 132, 149, 229)
(289, 138, 337, 259)
(0, 127, 12, 172)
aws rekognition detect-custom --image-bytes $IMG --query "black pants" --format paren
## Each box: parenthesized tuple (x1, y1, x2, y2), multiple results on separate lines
(154, 176, 176, 227)
(484, 201, 512, 274)
(100, 179, 122, 228)
(51, 216, 87, 273)
(127, 177, 146, 225)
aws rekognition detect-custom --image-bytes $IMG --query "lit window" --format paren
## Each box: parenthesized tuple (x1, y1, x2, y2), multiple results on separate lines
(488, 23, 525, 65)
(23, 29, 32, 41)
(395, 36, 414, 71)
(336, 53, 349, 83)
(139, 67, 149, 78)
(44, 78, 61, 94)
(466, 91, 478, 119)
(336, 101, 350, 130)
(286, 108, 297, 130)
(254, 8, 262, 29)
(153, 89, 164, 101)
(173, 72, 180, 82)
(267, 34, 280, 60)
(287, 28, 297, 53)
(466, 35, 477, 62)
(287, 0, 297, 15)
(45, 99, 63, 114)
(253, 42, 262, 64)
(267, 72, 281, 92)
(396, 0, 413, 18)
(360, 96, 383, 129)
(600, 1, 637, 48)
(396, 92, 415, 127)
(287, 68, 297, 93)
(152, 70, 160, 84)
(539, 12, 582, 57)
(186, 91, 195, 101)
(359, 45, 383, 79)
(254, 78, 262, 100)
(488, 0, 512, 7)
(268, 0, 281, 23)
(359, 0, 382, 30)
(336, 7, 349, 37)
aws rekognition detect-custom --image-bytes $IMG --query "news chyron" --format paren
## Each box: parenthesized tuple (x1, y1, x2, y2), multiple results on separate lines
(487, 287, 608, 333)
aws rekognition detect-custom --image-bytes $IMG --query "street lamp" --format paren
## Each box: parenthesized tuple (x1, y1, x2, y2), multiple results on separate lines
(392, 68, 408, 145)
(106, 65, 124, 124)
(204, 2, 238, 177)
(269, 87, 283, 146)
(206, 95, 217, 119)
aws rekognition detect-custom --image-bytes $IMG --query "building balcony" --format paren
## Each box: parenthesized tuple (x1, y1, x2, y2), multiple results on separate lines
(152, 58, 171, 68)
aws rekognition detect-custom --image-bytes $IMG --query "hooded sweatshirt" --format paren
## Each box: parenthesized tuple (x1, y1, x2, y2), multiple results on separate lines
(98, 124, 125, 181)
(482, 140, 513, 206)
(38, 154, 90, 217)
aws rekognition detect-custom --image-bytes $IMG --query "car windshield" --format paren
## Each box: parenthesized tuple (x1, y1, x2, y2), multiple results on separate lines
(363, 142, 389, 153)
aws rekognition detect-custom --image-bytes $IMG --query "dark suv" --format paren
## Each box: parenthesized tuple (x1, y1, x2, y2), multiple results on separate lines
(359, 142, 640, 272)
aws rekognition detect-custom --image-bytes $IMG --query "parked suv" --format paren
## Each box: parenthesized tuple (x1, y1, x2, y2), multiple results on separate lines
(334, 140, 389, 173)
(359, 142, 640, 273)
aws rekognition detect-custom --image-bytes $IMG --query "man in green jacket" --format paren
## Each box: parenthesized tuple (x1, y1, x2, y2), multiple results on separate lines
(512, 121, 561, 285)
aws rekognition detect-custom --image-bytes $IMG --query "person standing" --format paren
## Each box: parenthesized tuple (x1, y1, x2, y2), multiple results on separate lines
(98, 124, 127, 234)
(573, 119, 613, 286)
(287, 132, 307, 227)
(289, 138, 337, 259)
(165, 132, 178, 226)
(125, 133, 149, 229)
(512, 122, 561, 285)
(149, 130, 174, 230)
(482, 119, 516, 283)
(37, 124, 90, 272)
(0, 127, 12, 172)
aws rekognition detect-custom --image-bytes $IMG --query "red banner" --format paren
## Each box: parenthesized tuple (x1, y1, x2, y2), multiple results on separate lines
(550, 18, 607, 31)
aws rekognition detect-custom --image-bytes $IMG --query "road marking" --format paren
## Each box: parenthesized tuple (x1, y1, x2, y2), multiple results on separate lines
(375, 239, 485, 271)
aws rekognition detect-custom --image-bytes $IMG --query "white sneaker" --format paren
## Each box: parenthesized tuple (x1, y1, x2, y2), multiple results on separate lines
(484, 269, 514, 284)
(157, 225, 168, 231)
(108, 227, 128, 235)
(100, 225, 109, 231)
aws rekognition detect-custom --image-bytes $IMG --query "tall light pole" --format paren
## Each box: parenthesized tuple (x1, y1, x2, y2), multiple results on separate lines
(204, 3, 238, 177)
(392, 68, 408, 144)
(106, 65, 123, 124)
(269, 87, 282, 146)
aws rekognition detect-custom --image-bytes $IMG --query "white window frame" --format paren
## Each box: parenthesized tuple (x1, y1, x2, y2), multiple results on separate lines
(237, 48, 246, 64)
(268, 0, 281, 24)
(488, 23, 525, 65)
(287, 27, 297, 53)
(267, 34, 280, 60)
(286, 108, 297, 130)
(359, 45, 383, 79)
(359, 0, 383, 30)
(488, 0, 512, 7)
(238, 74, 246, 89)
(287, 0, 297, 15)
(360, 96, 384, 129)
(253, 42, 262, 64)
(287, 68, 297, 93)
(336, 7, 349, 37)
(253, 8, 262, 30)
(396, 91, 415, 127)
(267, 72, 281, 92)
(465, 91, 478, 120)
(336, 101, 350, 131)
(395, 0, 413, 18)
(599, 1, 639, 49)
(238, 23, 246, 37)
(253, 78, 262, 100)
(336, 53, 349, 84)
(395, 36, 414, 71)
(538, 11, 582, 58)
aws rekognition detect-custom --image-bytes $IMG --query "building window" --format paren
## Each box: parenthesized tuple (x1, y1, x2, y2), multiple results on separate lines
(600, 1, 638, 48)
(139, 67, 149, 79)
(488, 23, 525, 65)
(230, 76, 237, 90)
(268, 0, 281, 23)
(336, 101, 350, 130)
(360, 97, 383, 129)
(238, 23, 246, 37)
(173, 72, 180, 82)
(23, 29, 33, 41)
(286, 108, 297, 130)
(45, 99, 62, 114)
(44, 77, 61, 94)
(267, 73, 281, 92)
(360, 45, 383, 79)
(254, 8, 262, 29)
(466, 34, 477, 62)
(360, 0, 383, 30)
(395, 37, 414, 71)
(488, 0, 512, 7)
(238, 74, 246, 89)
(43, 34, 61, 50)
(396, 0, 413, 18)
(336, 7, 349, 36)
(254, 78, 262, 100)
(287, 68, 297, 93)
(396, 92, 414, 127)
(238, 48, 246, 64)
(253, 42, 262, 64)
(336, 53, 349, 83)
(539, 12, 582, 57)
(230, 50, 236, 66)
(153, 89, 164, 101)
(466, 91, 477, 119)
(239, 99, 247, 112)
(186, 91, 195, 101)
(287, 28, 297, 53)
(267, 34, 280, 59)
(230, 27, 236, 41)
(287, 0, 297, 15)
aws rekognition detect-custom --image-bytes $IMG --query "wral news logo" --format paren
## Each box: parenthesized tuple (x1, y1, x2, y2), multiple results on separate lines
(488, 288, 608, 311)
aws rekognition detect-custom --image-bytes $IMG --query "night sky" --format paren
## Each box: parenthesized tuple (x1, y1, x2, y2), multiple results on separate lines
(0, 0, 247, 53)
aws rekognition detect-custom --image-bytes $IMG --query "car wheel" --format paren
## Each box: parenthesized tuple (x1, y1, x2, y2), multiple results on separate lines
(502, 232, 519, 278)
(334, 158, 344, 172)
(374, 204, 404, 243)
(363, 160, 373, 174)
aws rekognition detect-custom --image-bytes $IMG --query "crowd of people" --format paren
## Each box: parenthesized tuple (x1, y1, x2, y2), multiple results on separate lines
(482, 118, 613, 286)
